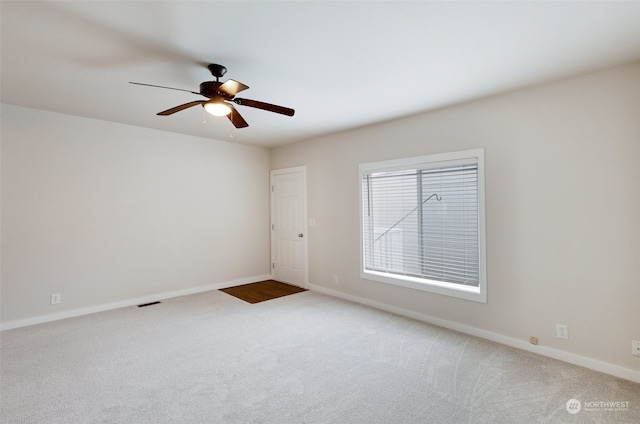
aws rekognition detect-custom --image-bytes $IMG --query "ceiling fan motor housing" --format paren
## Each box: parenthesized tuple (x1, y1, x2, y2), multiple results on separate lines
(199, 81, 227, 99)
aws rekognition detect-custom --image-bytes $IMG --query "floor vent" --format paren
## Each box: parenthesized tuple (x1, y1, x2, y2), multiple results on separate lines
(137, 301, 161, 308)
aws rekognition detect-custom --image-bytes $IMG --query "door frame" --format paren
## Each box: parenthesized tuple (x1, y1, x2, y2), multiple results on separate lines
(270, 166, 308, 288)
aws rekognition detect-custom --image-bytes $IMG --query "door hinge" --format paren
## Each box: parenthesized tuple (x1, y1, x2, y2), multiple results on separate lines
(271, 185, 274, 192)
(271, 224, 274, 231)
(272, 263, 275, 269)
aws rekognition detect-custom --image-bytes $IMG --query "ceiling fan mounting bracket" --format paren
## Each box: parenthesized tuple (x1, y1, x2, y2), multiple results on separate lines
(207, 64, 227, 81)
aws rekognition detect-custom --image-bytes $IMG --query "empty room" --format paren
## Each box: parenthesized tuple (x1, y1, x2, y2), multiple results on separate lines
(1, 1, 639, 423)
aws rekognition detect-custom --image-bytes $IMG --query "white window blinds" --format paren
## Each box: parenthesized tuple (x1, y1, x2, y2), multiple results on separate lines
(362, 158, 480, 288)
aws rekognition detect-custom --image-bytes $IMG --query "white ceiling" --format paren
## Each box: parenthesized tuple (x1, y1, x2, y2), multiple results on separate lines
(2, 1, 639, 148)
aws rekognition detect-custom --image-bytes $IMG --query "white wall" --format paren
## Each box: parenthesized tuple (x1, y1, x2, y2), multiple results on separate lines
(1, 105, 271, 325)
(2, 64, 639, 379)
(271, 63, 640, 376)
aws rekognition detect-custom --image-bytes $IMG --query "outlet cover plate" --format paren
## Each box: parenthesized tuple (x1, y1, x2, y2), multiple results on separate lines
(633, 340, 640, 357)
(556, 324, 568, 340)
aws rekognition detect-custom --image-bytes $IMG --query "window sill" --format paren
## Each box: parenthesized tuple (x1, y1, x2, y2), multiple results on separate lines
(361, 269, 487, 303)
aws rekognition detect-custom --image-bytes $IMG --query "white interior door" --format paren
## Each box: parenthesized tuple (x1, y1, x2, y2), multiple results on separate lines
(271, 167, 307, 288)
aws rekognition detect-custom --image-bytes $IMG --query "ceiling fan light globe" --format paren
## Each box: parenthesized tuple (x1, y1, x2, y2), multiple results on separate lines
(204, 102, 232, 116)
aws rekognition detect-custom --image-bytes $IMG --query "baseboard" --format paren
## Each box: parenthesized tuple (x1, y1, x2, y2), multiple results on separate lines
(0, 274, 272, 331)
(307, 283, 640, 384)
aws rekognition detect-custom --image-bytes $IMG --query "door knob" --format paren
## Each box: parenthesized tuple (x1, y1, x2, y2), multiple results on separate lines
(298, 233, 304, 238)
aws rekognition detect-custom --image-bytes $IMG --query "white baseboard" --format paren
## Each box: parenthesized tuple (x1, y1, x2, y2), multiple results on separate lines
(0, 275, 271, 331)
(307, 283, 640, 384)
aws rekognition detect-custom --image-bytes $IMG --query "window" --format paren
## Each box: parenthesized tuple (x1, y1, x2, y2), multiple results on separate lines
(359, 148, 486, 303)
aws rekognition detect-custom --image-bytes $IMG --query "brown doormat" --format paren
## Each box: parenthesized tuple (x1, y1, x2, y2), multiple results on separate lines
(220, 280, 307, 304)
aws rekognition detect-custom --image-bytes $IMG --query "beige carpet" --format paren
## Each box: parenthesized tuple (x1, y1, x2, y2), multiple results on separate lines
(1, 290, 639, 423)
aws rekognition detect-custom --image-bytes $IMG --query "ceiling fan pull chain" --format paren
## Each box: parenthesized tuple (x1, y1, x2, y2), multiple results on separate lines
(202, 107, 207, 124)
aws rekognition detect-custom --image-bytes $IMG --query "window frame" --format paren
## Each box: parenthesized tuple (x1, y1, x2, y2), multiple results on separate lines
(359, 148, 487, 303)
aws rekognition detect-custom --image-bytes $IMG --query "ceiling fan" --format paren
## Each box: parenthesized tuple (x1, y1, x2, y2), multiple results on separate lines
(130, 64, 295, 128)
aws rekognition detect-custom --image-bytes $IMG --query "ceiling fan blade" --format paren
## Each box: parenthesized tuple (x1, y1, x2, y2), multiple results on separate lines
(217, 79, 250, 96)
(157, 100, 206, 116)
(227, 104, 249, 128)
(130, 82, 203, 96)
(233, 98, 295, 116)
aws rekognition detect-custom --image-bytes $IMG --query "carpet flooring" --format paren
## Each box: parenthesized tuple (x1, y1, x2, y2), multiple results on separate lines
(220, 280, 307, 303)
(1, 289, 639, 423)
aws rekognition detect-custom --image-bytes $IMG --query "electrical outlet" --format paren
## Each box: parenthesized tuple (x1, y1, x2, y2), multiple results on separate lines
(556, 324, 568, 340)
(332, 275, 339, 284)
(50, 293, 61, 305)
(632, 340, 640, 357)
